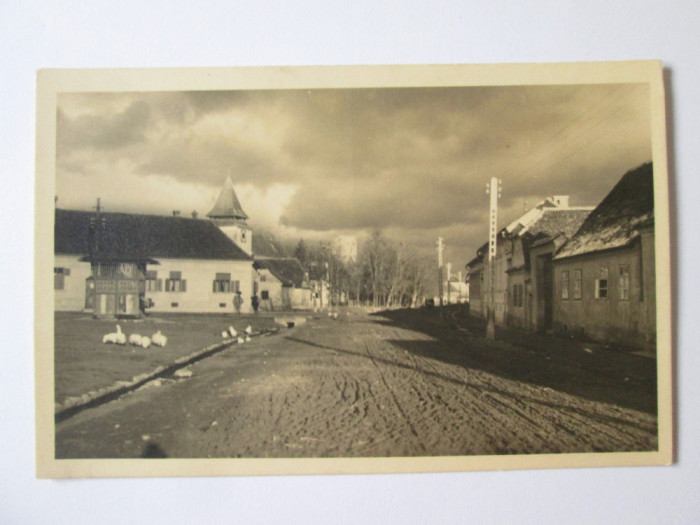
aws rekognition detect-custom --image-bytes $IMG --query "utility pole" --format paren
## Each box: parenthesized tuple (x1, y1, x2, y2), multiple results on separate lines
(437, 237, 444, 306)
(485, 177, 502, 340)
(89, 197, 105, 258)
(446, 262, 452, 304)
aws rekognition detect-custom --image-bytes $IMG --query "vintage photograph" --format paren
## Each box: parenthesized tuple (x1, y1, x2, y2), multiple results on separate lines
(35, 62, 672, 477)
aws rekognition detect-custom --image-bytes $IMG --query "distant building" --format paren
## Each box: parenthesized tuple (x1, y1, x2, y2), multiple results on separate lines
(466, 195, 593, 330)
(253, 258, 312, 311)
(204, 177, 313, 311)
(552, 163, 655, 350)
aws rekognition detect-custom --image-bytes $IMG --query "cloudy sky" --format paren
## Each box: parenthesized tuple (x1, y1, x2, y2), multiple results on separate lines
(55, 82, 651, 269)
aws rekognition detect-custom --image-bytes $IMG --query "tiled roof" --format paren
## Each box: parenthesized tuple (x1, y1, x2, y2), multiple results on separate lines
(555, 162, 654, 260)
(55, 209, 252, 261)
(254, 258, 307, 288)
(523, 208, 592, 244)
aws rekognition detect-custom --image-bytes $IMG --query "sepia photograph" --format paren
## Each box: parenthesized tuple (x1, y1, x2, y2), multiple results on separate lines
(35, 62, 672, 478)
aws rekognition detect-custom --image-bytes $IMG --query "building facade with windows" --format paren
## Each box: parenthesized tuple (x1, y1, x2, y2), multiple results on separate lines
(253, 258, 311, 311)
(466, 195, 592, 331)
(552, 163, 655, 350)
(54, 208, 254, 316)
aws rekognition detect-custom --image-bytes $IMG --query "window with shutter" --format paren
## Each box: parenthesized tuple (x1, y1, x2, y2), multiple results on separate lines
(165, 271, 184, 293)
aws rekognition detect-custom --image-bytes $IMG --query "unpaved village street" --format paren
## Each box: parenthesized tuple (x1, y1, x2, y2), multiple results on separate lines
(55, 307, 658, 458)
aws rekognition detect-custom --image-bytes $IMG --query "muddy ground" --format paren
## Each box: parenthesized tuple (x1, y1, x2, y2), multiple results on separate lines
(55, 306, 658, 458)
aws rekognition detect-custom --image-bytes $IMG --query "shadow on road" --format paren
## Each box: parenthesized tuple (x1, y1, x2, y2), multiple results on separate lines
(284, 330, 656, 434)
(367, 305, 657, 415)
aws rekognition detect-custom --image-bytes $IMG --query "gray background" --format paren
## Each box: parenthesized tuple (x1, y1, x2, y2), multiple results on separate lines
(2, 1, 698, 523)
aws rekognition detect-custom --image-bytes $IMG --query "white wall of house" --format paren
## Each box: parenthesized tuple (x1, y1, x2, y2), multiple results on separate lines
(54, 254, 93, 312)
(257, 268, 284, 311)
(219, 224, 253, 256)
(257, 269, 314, 311)
(145, 257, 255, 314)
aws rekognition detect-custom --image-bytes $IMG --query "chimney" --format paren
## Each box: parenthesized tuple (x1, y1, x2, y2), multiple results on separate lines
(552, 195, 569, 208)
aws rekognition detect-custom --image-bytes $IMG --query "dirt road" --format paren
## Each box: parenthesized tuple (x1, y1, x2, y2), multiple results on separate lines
(55, 308, 657, 458)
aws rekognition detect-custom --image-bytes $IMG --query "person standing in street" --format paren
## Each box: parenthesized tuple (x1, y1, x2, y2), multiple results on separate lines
(233, 291, 243, 315)
(251, 294, 259, 314)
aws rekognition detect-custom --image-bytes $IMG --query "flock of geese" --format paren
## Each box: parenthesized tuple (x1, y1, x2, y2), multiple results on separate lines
(102, 325, 168, 348)
(221, 324, 253, 344)
(102, 324, 255, 347)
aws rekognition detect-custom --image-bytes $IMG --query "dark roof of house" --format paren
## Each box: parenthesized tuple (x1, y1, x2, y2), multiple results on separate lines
(465, 254, 484, 270)
(206, 176, 248, 220)
(252, 230, 290, 258)
(556, 162, 654, 260)
(55, 208, 252, 262)
(466, 208, 590, 271)
(254, 258, 307, 288)
(522, 208, 592, 243)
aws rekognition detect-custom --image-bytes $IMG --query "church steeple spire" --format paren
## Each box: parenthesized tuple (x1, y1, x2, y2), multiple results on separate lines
(207, 176, 248, 220)
(207, 176, 253, 256)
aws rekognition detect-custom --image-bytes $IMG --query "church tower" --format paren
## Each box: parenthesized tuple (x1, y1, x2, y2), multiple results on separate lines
(207, 176, 253, 256)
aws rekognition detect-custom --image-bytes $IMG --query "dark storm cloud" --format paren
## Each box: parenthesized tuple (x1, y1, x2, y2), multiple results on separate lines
(57, 100, 151, 151)
(56, 82, 651, 260)
(277, 83, 650, 232)
(279, 174, 485, 231)
(135, 133, 293, 187)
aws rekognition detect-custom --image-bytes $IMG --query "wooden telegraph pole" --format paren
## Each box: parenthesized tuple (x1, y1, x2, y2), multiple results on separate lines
(437, 237, 444, 306)
(486, 177, 501, 340)
(446, 262, 452, 304)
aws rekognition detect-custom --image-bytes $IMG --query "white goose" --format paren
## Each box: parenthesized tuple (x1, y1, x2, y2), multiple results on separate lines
(152, 330, 167, 347)
(103, 324, 126, 345)
(115, 325, 126, 345)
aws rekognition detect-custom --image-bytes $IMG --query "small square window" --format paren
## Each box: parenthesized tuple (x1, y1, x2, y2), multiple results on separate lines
(595, 267, 609, 299)
(595, 279, 608, 299)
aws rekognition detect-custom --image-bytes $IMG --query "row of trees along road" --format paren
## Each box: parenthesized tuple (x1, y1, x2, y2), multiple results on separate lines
(292, 231, 439, 309)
